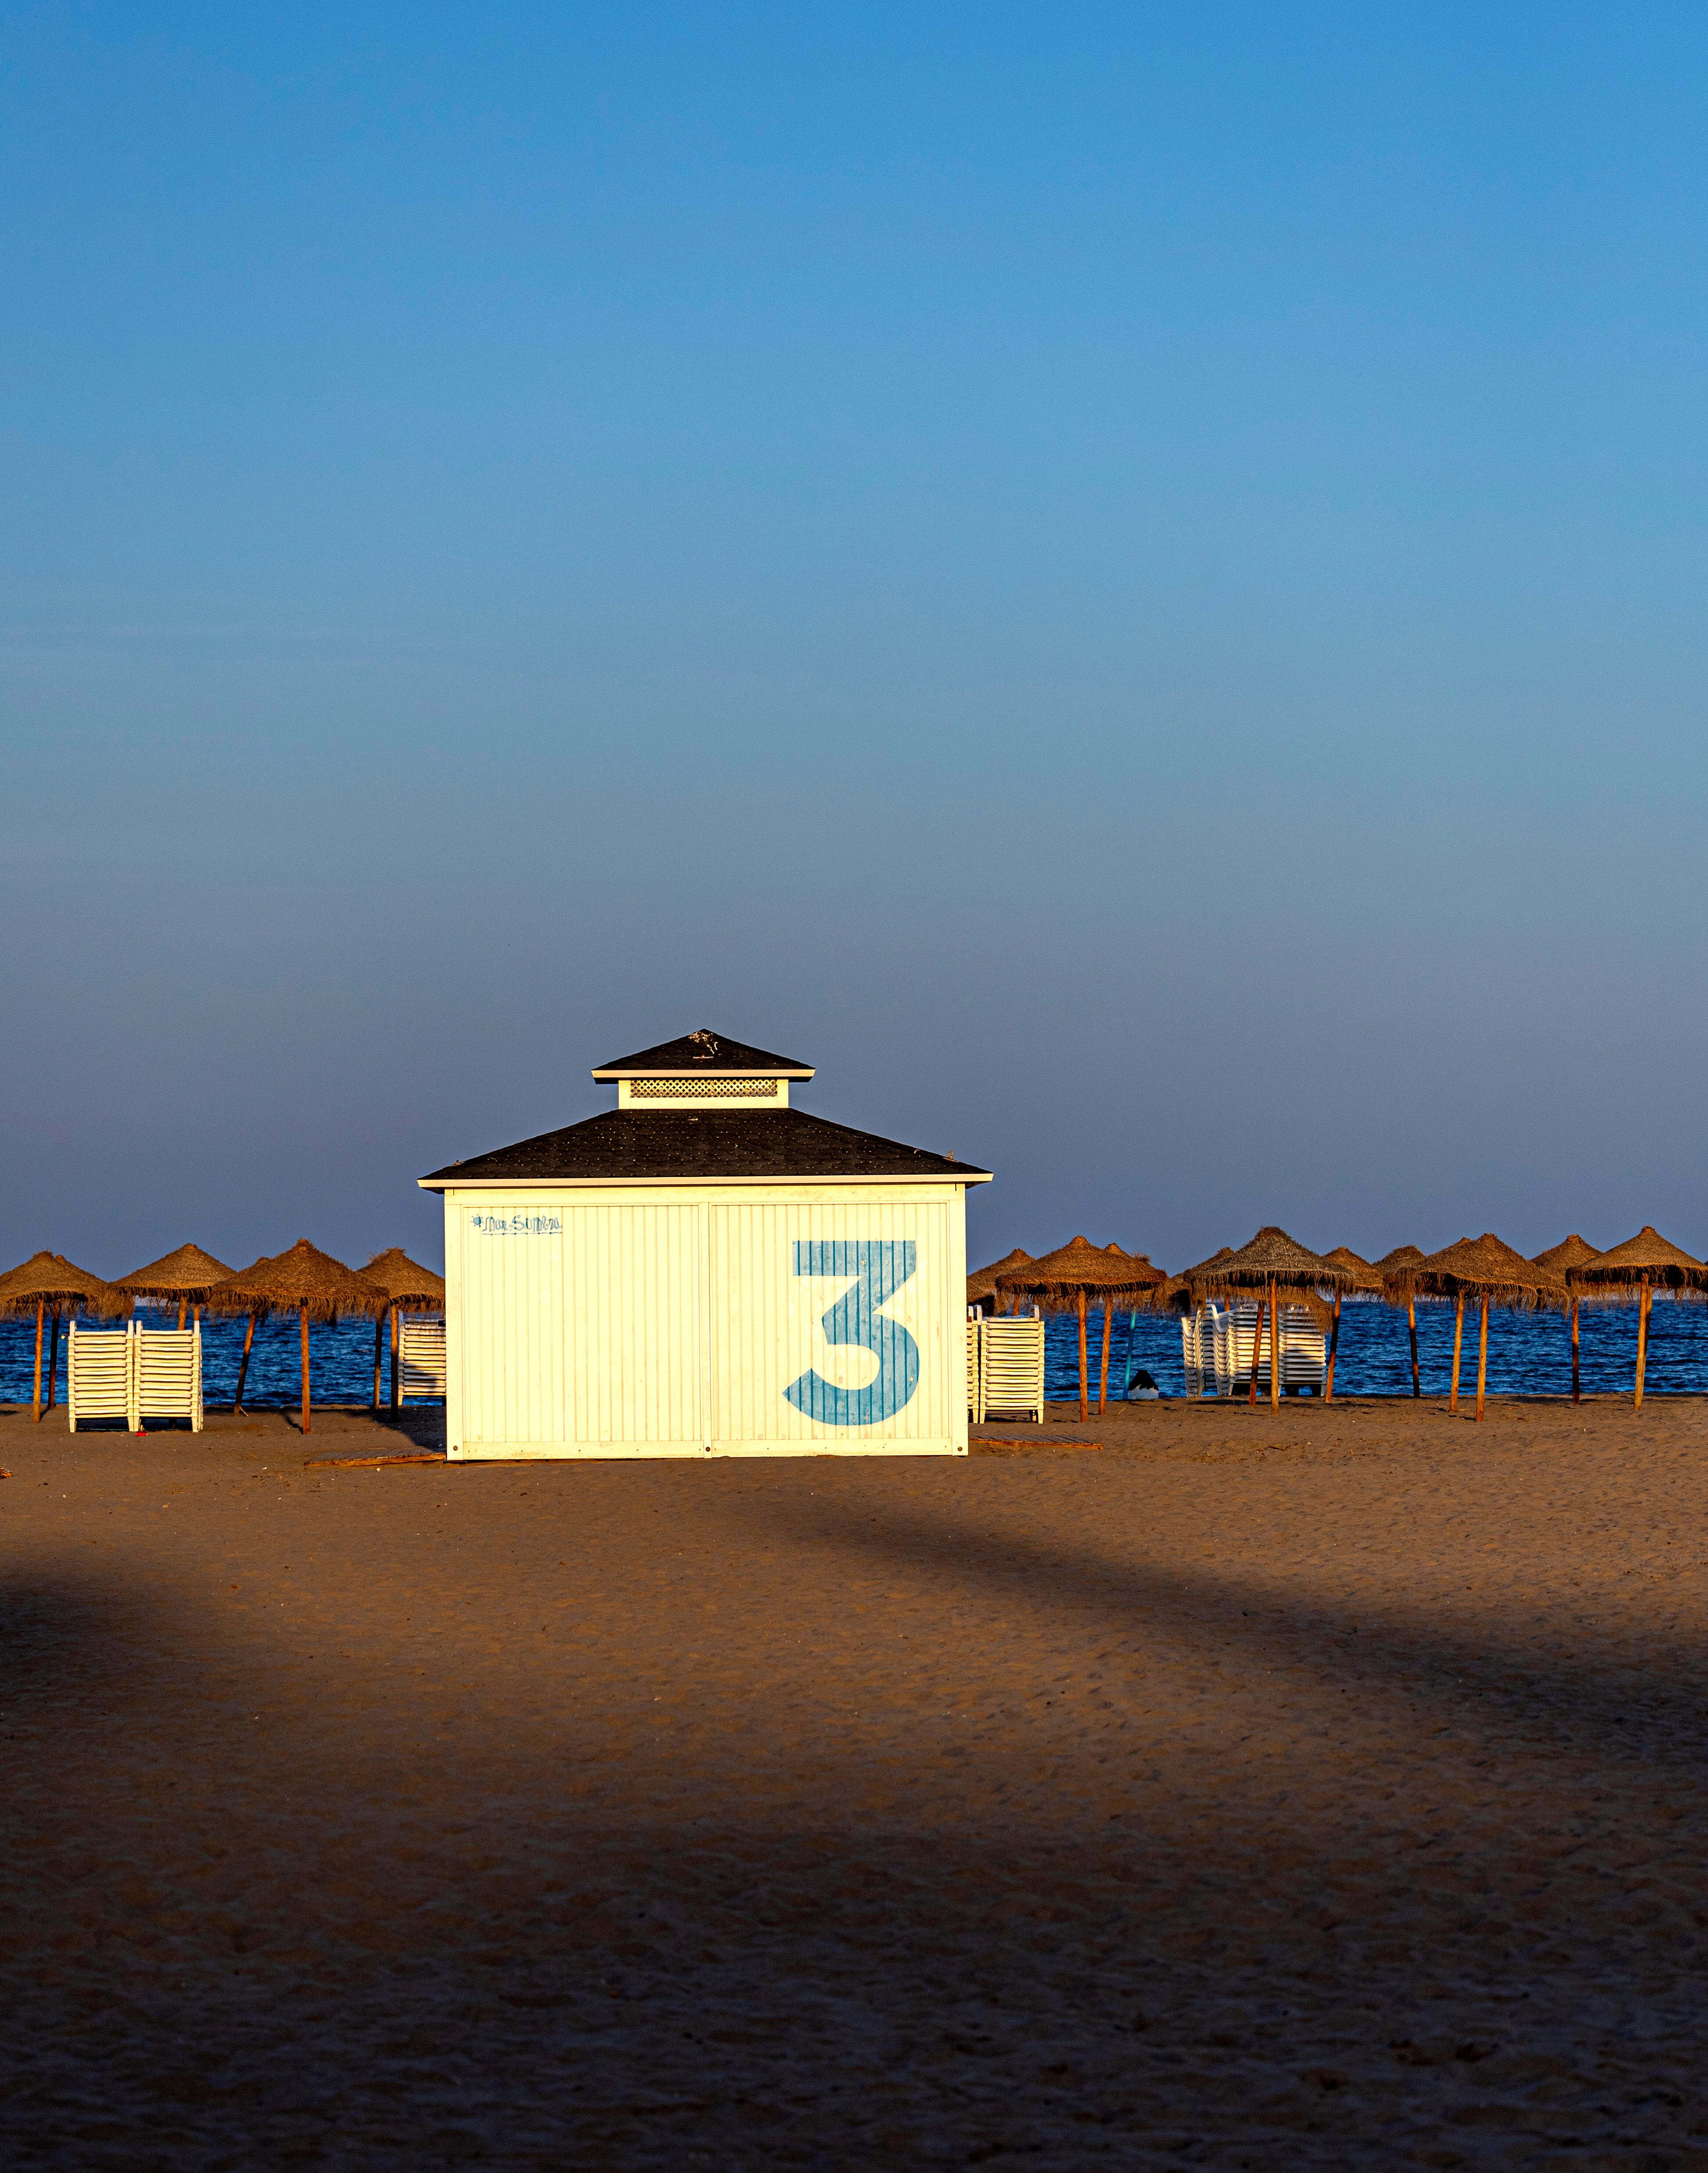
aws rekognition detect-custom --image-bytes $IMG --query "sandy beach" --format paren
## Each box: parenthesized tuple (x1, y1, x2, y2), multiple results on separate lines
(5, 1394, 1708, 2168)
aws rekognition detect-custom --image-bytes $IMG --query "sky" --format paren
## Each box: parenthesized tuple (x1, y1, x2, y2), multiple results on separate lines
(4, 2, 1707, 1277)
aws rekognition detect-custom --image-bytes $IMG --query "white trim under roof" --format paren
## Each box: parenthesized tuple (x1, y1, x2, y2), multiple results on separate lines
(419, 1170, 991, 1193)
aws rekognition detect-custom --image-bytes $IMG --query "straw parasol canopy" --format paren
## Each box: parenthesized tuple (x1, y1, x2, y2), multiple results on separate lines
(1567, 1226, 1706, 1294)
(363, 1247, 448, 1415)
(996, 1236, 1167, 1420)
(1566, 1229, 1708, 1412)
(1184, 1227, 1362, 1294)
(0, 1250, 116, 1314)
(1183, 1228, 1354, 1408)
(1154, 1249, 1233, 1316)
(1532, 1235, 1604, 1274)
(1534, 1236, 1603, 1407)
(0, 1252, 121, 1422)
(1103, 1241, 1166, 1292)
(1413, 1233, 1568, 1311)
(996, 1235, 1167, 1311)
(967, 1247, 1034, 1313)
(1412, 1235, 1568, 1421)
(211, 1241, 388, 1433)
(1374, 1244, 1427, 1297)
(1323, 1246, 1384, 1295)
(363, 1248, 446, 1309)
(111, 1242, 234, 1328)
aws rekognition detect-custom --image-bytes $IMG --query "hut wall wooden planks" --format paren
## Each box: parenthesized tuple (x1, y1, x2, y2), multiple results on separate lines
(439, 1183, 968, 1460)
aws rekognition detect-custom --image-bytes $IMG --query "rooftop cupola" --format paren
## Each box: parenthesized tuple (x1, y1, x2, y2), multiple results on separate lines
(591, 1028, 814, 1110)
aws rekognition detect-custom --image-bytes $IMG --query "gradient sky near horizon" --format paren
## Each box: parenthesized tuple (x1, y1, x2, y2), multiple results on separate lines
(4, 3, 1707, 1277)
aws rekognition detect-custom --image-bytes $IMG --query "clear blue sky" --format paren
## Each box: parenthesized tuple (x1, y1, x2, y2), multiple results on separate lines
(4, 3, 1705, 1276)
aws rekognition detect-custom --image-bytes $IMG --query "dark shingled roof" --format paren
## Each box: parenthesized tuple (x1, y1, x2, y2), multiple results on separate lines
(421, 1109, 986, 1186)
(591, 1028, 814, 1078)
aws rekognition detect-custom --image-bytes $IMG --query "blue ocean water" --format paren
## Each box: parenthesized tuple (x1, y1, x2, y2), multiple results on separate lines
(6, 1298, 1704, 1412)
(1040, 1299, 1708, 1402)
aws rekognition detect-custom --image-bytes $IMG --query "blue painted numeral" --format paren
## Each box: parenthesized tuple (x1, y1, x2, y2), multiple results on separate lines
(785, 1240, 920, 1426)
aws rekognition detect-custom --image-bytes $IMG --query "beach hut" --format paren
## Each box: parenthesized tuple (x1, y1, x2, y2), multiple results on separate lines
(362, 1249, 447, 1413)
(1320, 1247, 1384, 1403)
(0, 1253, 117, 1421)
(111, 1243, 233, 1330)
(1565, 1228, 1708, 1411)
(418, 1029, 991, 1460)
(996, 1237, 1163, 1420)
(211, 1241, 388, 1434)
(1374, 1246, 1428, 1398)
(1532, 1236, 1604, 1405)
(966, 1248, 1033, 1317)
(1182, 1229, 1356, 1409)
(1411, 1236, 1566, 1419)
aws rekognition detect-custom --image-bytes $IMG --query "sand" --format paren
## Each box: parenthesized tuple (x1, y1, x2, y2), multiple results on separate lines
(4, 1392, 1708, 2169)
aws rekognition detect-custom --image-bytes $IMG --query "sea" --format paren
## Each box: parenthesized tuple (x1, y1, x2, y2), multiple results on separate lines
(1043, 1298, 1708, 1402)
(0, 1307, 427, 1413)
(3, 1296, 1706, 1411)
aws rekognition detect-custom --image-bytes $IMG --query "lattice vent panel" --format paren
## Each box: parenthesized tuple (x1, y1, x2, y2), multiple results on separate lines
(627, 1077, 778, 1099)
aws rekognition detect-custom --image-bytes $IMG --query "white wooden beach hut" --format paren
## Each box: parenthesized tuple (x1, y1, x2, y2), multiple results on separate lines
(419, 1029, 993, 1461)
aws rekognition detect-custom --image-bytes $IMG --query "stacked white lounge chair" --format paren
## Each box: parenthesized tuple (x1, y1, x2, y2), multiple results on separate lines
(68, 1320, 203, 1431)
(1181, 1302, 1326, 1399)
(398, 1317, 447, 1400)
(965, 1310, 1046, 1423)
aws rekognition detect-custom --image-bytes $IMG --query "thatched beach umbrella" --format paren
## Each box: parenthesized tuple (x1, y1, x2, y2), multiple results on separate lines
(966, 1248, 1034, 1316)
(996, 1237, 1165, 1421)
(0, 1252, 118, 1422)
(211, 1240, 387, 1434)
(362, 1248, 447, 1413)
(111, 1242, 234, 1331)
(1185, 1229, 1361, 1410)
(1374, 1246, 1428, 1398)
(1411, 1235, 1566, 1420)
(1320, 1247, 1383, 1403)
(1532, 1236, 1603, 1405)
(1565, 1228, 1708, 1412)
(1153, 1250, 1232, 1317)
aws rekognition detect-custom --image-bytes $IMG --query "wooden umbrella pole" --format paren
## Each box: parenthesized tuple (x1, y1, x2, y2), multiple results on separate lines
(1269, 1275, 1280, 1409)
(390, 1302, 401, 1414)
(176, 1297, 187, 1330)
(1097, 1299, 1113, 1416)
(1635, 1279, 1650, 1412)
(1570, 1295, 1580, 1405)
(46, 1306, 61, 1411)
(1408, 1297, 1420, 1398)
(299, 1302, 312, 1434)
(1449, 1293, 1464, 1411)
(1248, 1297, 1266, 1405)
(1475, 1294, 1489, 1421)
(372, 1314, 384, 1413)
(32, 1299, 44, 1423)
(1324, 1289, 1341, 1404)
(233, 1310, 257, 1413)
(1076, 1289, 1089, 1422)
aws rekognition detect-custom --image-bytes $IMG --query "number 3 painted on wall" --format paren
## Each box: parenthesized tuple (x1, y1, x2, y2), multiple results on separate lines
(785, 1240, 920, 1425)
